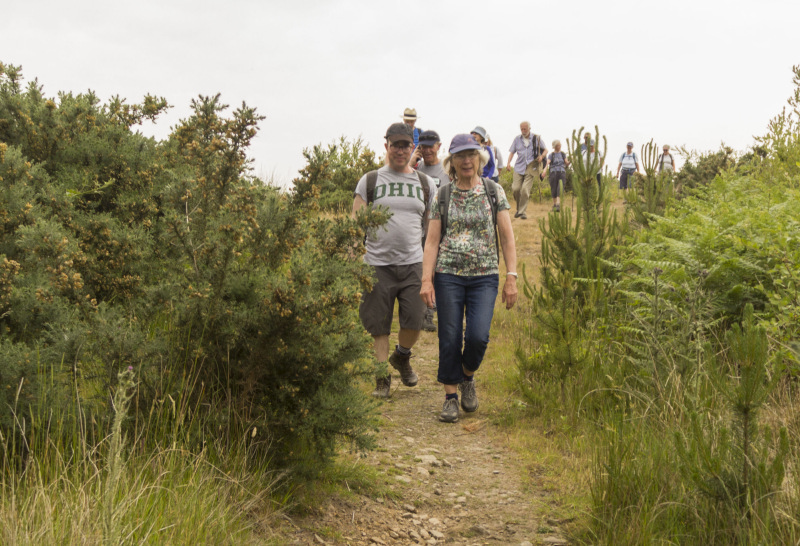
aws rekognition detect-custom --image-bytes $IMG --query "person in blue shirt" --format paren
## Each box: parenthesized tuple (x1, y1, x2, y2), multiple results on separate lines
(470, 126, 496, 180)
(402, 108, 423, 146)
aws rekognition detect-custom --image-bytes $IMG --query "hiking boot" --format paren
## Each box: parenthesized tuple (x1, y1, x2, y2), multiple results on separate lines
(555, 204, 560, 212)
(389, 349, 418, 387)
(439, 398, 459, 423)
(519, 213, 528, 220)
(459, 380, 479, 412)
(422, 308, 437, 332)
(372, 375, 391, 398)
(514, 211, 521, 218)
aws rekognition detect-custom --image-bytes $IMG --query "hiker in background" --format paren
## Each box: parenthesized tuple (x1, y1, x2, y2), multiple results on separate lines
(543, 139, 569, 212)
(615, 141, 640, 190)
(420, 134, 518, 424)
(352, 122, 437, 398)
(658, 144, 675, 174)
(412, 130, 450, 188)
(410, 129, 450, 333)
(506, 121, 547, 220)
(402, 108, 423, 147)
(469, 126, 496, 180)
(583, 138, 603, 189)
(486, 134, 504, 182)
(580, 131, 591, 153)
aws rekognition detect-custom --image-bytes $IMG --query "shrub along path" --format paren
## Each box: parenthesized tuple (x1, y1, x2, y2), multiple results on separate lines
(282, 197, 575, 546)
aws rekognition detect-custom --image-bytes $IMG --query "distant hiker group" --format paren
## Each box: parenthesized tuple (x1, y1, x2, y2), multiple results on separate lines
(352, 107, 676, 424)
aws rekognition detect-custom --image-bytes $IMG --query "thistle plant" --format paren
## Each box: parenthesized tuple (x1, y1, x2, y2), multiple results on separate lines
(102, 366, 136, 545)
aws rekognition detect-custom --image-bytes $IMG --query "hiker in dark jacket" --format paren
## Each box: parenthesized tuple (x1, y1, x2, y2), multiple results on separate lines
(420, 134, 518, 424)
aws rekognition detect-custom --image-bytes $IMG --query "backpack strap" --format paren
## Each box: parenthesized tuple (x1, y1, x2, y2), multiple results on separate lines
(482, 178, 500, 260)
(416, 171, 432, 242)
(438, 182, 452, 238)
(365, 170, 379, 205)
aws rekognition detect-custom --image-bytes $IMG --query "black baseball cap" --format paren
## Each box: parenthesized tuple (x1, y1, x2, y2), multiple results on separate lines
(385, 122, 414, 143)
(418, 130, 441, 146)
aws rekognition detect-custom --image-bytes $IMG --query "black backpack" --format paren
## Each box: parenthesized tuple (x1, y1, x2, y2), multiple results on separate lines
(437, 177, 501, 258)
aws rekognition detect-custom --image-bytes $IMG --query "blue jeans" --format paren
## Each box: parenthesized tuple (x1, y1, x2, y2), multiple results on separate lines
(434, 273, 499, 385)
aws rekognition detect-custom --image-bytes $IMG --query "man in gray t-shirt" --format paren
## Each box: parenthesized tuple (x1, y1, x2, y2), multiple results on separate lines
(352, 122, 436, 398)
(412, 129, 451, 188)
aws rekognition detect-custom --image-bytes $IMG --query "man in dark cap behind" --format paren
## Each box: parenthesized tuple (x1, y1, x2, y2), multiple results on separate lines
(409, 129, 450, 332)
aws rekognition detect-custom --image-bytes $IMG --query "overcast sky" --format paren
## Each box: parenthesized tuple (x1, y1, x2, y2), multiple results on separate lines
(3, 0, 799, 187)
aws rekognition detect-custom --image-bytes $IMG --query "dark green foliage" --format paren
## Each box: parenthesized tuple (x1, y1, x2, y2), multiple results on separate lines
(292, 137, 381, 211)
(0, 62, 379, 477)
(674, 305, 789, 542)
(518, 127, 627, 413)
(672, 145, 737, 194)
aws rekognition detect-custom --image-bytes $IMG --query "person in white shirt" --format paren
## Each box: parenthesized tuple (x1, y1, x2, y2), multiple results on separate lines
(615, 142, 640, 190)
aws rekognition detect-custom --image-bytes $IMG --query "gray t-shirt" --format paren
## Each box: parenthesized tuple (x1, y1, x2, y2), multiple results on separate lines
(354, 166, 436, 266)
(417, 161, 451, 188)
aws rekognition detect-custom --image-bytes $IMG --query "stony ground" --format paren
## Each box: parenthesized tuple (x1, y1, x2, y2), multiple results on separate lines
(281, 196, 580, 546)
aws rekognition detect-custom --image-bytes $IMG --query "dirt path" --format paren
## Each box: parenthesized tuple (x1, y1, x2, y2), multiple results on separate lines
(283, 197, 576, 546)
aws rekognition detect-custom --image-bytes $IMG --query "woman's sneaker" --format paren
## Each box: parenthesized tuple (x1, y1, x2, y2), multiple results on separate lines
(459, 380, 478, 412)
(439, 398, 459, 423)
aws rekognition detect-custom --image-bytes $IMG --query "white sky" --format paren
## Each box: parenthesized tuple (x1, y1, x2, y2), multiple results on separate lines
(3, 0, 799, 187)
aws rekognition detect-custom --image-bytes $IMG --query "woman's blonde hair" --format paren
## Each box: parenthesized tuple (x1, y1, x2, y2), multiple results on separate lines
(442, 149, 490, 181)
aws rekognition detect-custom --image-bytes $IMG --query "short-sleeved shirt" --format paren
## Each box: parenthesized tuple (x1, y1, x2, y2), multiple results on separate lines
(354, 166, 436, 266)
(417, 161, 451, 188)
(509, 134, 545, 174)
(659, 153, 674, 172)
(429, 181, 511, 276)
(583, 149, 602, 174)
(548, 151, 568, 173)
(619, 152, 638, 170)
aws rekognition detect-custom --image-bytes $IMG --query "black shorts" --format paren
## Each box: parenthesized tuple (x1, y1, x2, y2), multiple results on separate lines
(359, 263, 426, 336)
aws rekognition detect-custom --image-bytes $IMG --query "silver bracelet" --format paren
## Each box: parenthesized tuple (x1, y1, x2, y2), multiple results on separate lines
(506, 272, 518, 278)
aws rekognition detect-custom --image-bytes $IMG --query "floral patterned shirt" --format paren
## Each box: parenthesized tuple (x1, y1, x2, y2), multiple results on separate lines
(429, 181, 510, 276)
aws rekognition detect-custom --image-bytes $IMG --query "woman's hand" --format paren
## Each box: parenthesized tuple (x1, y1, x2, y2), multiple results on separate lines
(502, 275, 518, 309)
(420, 279, 436, 308)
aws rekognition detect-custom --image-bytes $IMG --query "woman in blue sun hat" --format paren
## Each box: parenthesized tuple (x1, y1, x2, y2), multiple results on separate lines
(420, 134, 518, 423)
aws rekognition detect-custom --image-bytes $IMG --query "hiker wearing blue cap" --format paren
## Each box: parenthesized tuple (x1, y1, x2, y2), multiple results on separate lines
(420, 134, 518, 423)
(470, 126, 496, 181)
(616, 142, 640, 190)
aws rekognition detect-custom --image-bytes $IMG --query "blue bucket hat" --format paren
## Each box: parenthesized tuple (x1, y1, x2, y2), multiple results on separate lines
(449, 134, 482, 154)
